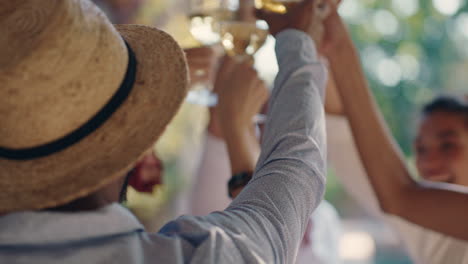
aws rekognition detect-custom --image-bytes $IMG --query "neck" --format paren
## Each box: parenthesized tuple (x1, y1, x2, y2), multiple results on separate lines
(47, 193, 113, 212)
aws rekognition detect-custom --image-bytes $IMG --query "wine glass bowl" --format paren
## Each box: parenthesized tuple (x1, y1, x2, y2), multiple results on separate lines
(186, 0, 271, 108)
(189, 9, 235, 46)
(186, 1, 236, 106)
(219, 20, 269, 62)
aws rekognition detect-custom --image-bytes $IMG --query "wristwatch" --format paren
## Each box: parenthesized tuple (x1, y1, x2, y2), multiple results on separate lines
(228, 171, 253, 198)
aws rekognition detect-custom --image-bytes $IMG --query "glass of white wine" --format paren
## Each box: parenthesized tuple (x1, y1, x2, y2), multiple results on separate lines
(219, 20, 269, 63)
(186, 0, 234, 106)
(219, 20, 270, 125)
(217, 0, 270, 124)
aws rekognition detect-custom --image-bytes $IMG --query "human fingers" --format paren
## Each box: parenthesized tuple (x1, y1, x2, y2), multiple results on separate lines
(298, 0, 316, 9)
(187, 59, 212, 70)
(325, 0, 339, 8)
(213, 56, 237, 94)
(255, 8, 289, 36)
(255, 80, 270, 107)
(184, 46, 216, 58)
(217, 56, 237, 79)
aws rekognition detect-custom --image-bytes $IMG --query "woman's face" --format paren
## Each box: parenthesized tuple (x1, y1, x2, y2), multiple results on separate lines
(415, 111, 468, 186)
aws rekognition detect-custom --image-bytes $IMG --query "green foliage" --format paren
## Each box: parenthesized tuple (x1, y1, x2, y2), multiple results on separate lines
(342, 0, 468, 155)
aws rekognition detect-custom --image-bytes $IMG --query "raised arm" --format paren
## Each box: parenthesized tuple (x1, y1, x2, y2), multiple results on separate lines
(211, 1, 328, 261)
(324, 1, 468, 240)
(159, 1, 328, 262)
(220, 1, 328, 261)
(215, 60, 266, 176)
(224, 30, 327, 263)
(189, 58, 269, 215)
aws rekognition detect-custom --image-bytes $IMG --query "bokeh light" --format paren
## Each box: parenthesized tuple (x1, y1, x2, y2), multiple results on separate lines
(454, 13, 468, 39)
(432, 0, 462, 16)
(372, 9, 400, 37)
(377, 58, 402, 86)
(339, 0, 366, 23)
(340, 231, 376, 261)
(392, 0, 419, 17)
(396, 54, 421, 81)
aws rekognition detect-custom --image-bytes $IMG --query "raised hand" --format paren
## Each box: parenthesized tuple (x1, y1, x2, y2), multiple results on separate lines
(184, 46, 222, 86)
(320, 0, 348, 55)
(128, 152, 164, 193)
(215, 56, 270, 130)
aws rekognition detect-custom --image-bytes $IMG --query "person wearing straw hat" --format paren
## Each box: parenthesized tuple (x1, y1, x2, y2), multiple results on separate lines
(0, 0, 327, 263)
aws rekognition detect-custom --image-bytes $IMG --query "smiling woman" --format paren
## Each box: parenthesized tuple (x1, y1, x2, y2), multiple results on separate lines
(415, 97, 468, 185)
(321, 1, 468, 262)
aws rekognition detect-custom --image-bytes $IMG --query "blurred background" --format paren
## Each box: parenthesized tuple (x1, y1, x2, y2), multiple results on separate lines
(93, 0, 468, 263)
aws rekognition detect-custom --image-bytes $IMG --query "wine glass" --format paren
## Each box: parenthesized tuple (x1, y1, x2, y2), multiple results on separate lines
(186, 0, 234, 107)
(255, 0, 332, 17)
(217, 0, 270, 123)
(217, 0, 269, 63)
(219, 20, 269, 63)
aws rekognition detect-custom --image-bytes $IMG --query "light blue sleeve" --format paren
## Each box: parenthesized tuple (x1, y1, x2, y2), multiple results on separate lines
(158, 29, 328, 264)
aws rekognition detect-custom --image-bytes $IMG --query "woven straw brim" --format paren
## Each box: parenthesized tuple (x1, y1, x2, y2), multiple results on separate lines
(0, 25, 188, 213)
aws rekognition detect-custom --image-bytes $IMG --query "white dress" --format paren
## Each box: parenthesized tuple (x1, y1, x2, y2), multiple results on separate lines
(327, 115, 468, 264)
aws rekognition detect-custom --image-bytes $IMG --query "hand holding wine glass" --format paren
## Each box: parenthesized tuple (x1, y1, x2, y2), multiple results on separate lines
(218, 20, 269, 63)
(320, 0, 348, 56)
(186, 0, 233, 106)
(214, 56, 270, 131)
(185, 46, 222, 86)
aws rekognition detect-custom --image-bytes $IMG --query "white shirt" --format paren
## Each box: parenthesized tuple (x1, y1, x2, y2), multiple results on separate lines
(327, 114, 468, 264)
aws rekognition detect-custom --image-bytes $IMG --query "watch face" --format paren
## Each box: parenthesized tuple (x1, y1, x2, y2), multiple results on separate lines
(228, 172, 253, 198)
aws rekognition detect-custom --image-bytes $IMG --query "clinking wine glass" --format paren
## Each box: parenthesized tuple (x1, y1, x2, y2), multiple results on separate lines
(218, 0, 269, 63)
(219, 20, 269, 64)
(218, 5, 270, 124)
(186, 1, 234, 106)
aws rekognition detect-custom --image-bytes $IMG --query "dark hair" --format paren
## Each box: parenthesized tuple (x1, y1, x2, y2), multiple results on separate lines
(423, 96, 468, 118)
(47, 172, 131, 212)
(119, 169, 132, 203)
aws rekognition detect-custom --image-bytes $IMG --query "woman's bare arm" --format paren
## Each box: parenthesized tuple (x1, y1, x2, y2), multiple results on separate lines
(324, 73, 344, 115)
(324, 1, 468, 240)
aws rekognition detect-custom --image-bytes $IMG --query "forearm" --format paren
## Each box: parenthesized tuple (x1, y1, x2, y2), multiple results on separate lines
(326, 115, 382, 216)
(189, 133, 232, 215)
(324, 73, 344, 115)
(327, 36, 415, 213)
(228, 30, 327, 262)
(222, 125, 260, 174)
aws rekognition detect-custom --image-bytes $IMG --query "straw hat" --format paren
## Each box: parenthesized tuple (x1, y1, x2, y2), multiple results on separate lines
(0, 0, 189, 212)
